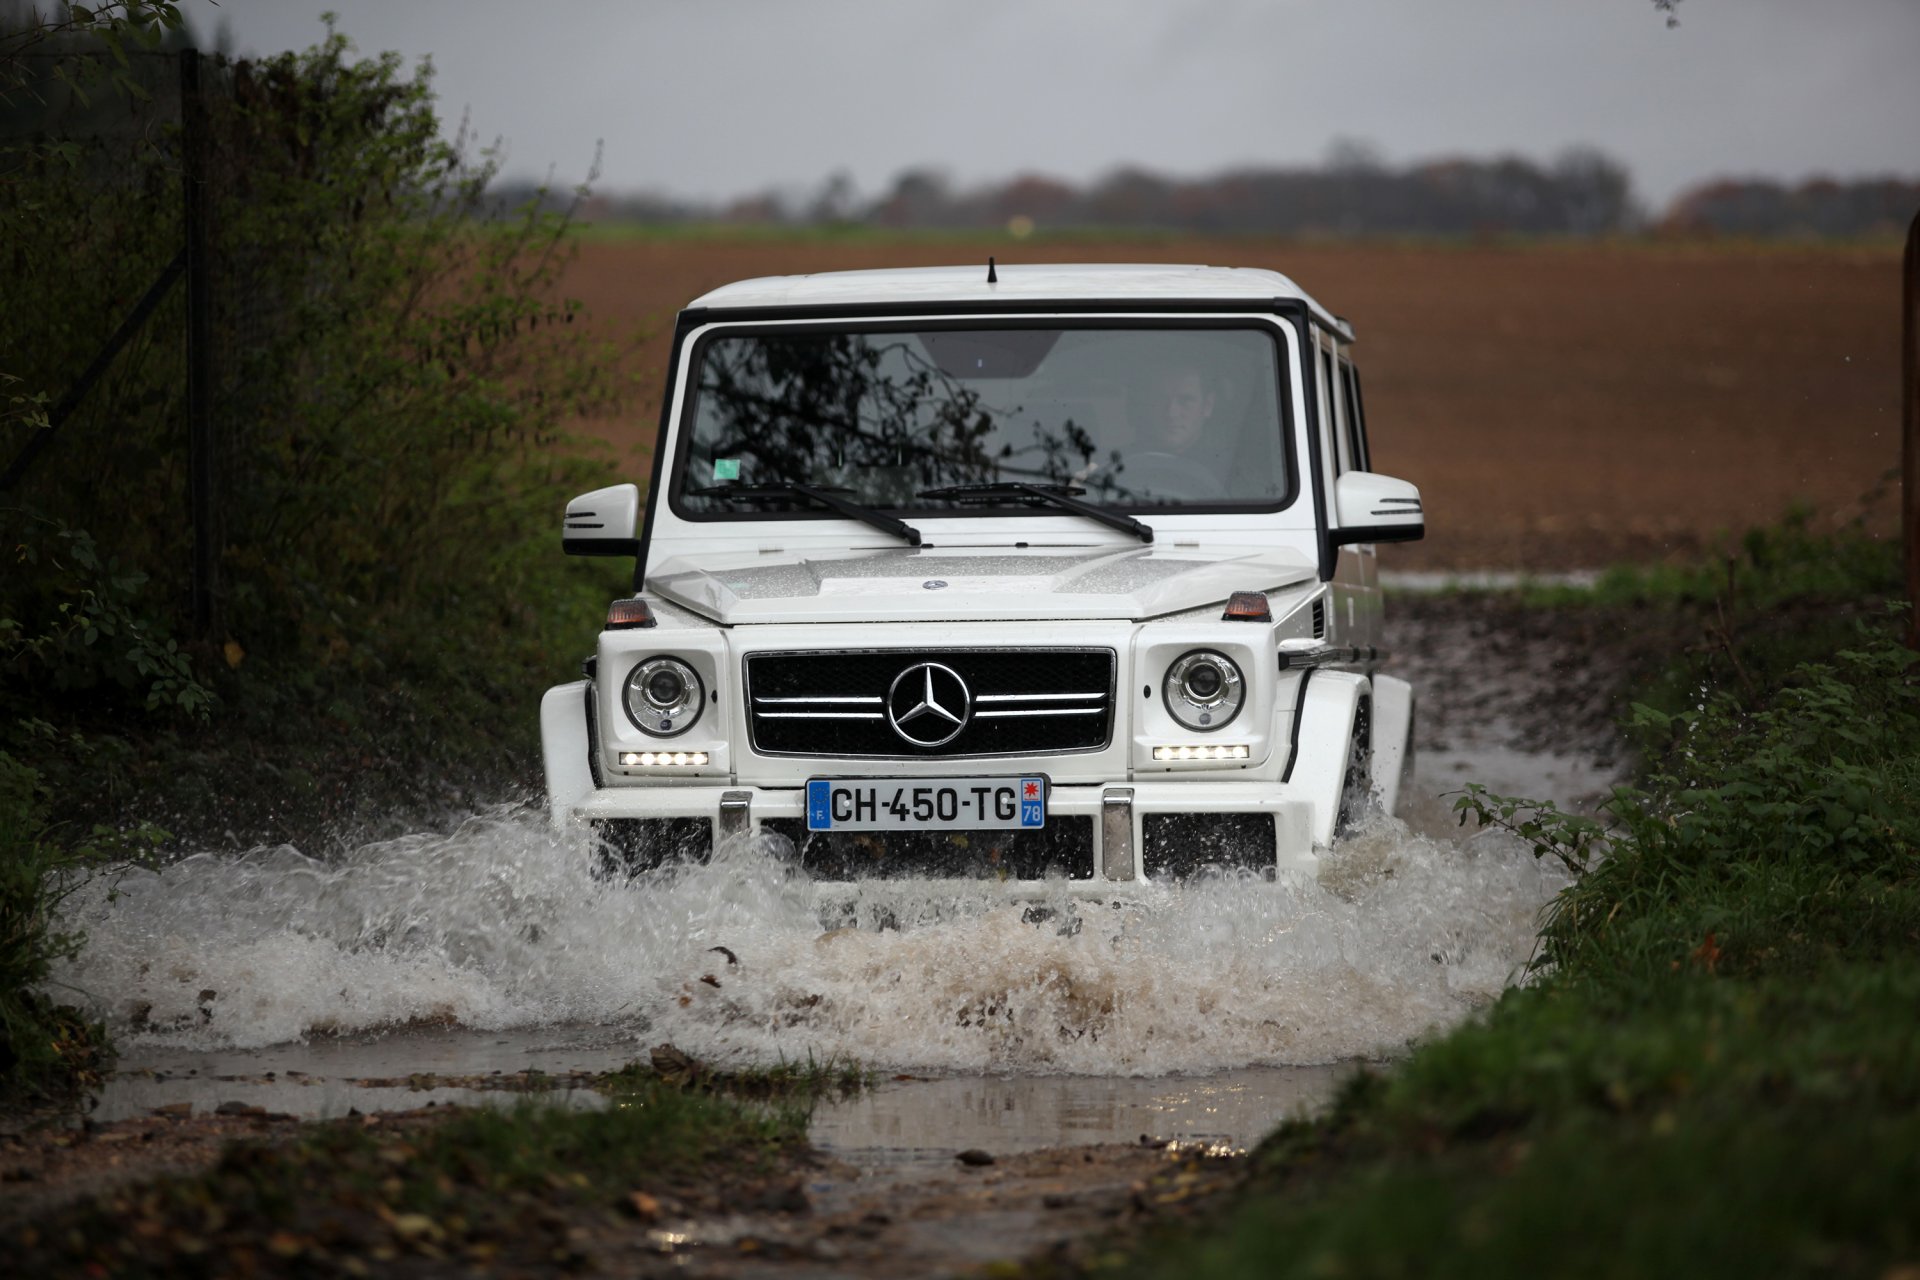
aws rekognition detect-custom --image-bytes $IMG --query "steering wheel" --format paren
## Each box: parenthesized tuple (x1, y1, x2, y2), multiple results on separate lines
(1122, 452, 1229, 502)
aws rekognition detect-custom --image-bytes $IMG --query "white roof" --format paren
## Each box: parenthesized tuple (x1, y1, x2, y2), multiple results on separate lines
(687, 264, 1351, 337)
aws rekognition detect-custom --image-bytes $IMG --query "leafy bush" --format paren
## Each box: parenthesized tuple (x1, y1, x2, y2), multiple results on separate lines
(1, 519, 213, 719)
(1, 11, 634, 1101)
(1454, 625, 1920, 982)
(1, 18, 634, 834)
(0, 751, 110, 1102)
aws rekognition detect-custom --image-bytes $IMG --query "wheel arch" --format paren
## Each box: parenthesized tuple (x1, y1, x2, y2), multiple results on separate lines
(1288, 669, 1370, 848)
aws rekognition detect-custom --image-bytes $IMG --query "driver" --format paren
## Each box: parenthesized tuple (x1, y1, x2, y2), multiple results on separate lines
(1156, 365, 1218, 454)
(1123, 362, 1233, 499)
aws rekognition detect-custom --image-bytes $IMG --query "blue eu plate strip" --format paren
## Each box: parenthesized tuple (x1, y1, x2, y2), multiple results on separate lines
(806, 779, 832, 830)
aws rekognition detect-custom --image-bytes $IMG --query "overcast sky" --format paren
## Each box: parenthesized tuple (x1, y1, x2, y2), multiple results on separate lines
(214, 0, 1919, 211)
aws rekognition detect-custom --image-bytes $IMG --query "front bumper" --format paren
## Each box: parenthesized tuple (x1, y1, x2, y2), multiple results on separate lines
(565, 780, 1319, 886)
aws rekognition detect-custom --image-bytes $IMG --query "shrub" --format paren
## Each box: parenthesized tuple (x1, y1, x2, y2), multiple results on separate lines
(1, 17, 634, 832)
(0, 751, 109, 1103)
(1, 10, 633, 1100)
(1455, 622, 1920, 984)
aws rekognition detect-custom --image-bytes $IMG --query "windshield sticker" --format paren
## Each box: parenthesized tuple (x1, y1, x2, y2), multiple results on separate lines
(712, 458, 741, 481)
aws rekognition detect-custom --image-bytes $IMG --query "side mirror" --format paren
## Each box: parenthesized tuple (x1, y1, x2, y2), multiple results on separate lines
(1331, 472, 1424, 546)
(563, 484, 641, 557)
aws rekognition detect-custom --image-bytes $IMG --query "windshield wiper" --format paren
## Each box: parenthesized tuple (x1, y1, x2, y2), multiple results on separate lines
(690, 481, 923, 546)
(916, 482, 1154, 544)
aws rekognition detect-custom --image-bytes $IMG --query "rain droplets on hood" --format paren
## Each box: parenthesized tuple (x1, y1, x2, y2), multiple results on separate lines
(54, 807, 1563, 1074)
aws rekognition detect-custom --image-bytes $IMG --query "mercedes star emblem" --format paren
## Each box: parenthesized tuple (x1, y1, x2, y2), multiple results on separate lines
(886, 661, 971, 747)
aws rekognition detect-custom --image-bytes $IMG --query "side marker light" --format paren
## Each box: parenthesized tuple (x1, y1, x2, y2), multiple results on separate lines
(1222, 591, 1271, 622)
(606, 598, 656, 630)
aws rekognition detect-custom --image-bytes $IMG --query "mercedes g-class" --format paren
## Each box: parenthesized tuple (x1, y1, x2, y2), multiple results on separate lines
(542, 263, 1423, 887)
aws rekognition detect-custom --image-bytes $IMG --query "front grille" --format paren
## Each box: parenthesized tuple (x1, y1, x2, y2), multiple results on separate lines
(1142, 813, 1277, 880)
(759, 817, 1095, 881)
(746, 649, 1115, 758)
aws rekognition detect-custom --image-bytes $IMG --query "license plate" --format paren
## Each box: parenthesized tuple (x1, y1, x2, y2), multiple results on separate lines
(805, 777, 1047, 832)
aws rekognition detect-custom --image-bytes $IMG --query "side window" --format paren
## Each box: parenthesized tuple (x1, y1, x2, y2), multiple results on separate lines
(1319, 341, 1353, 474)
(1340, 356, 1370, 472)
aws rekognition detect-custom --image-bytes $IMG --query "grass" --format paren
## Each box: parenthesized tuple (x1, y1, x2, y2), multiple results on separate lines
(1123, 958, 1920, 1279)
(1508, 506, 1900, 613)
(599, 1047, 876, 1099)
(11, 1074, 810, 1275)
(1186, 1099, 1920, 1279)
(1068, 520, 1920, 1280)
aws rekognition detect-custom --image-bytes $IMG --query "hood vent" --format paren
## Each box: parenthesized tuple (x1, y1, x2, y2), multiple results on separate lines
(1311, 600, 1326, 639)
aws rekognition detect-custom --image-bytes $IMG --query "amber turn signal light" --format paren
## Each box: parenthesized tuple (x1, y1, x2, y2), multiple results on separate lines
(1221, 591, 1271, 622)
(606, 598, 657, 630)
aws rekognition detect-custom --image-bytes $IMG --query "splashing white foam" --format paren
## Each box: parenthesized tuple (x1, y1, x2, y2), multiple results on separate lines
(52, 807, 1563, 1074)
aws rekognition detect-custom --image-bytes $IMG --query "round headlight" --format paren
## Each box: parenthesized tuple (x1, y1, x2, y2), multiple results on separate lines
(1163, 650, 1244, 731)
(643, 667, 686, 708)
(625, 656, 704, 737)
(1183, 663, 1223, 701)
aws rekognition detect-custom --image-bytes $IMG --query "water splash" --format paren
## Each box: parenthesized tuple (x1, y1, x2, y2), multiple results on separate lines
(54, 807, 1563, 1074)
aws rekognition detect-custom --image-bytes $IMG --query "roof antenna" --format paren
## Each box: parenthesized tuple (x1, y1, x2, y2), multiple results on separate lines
(987, 256, 998, 284)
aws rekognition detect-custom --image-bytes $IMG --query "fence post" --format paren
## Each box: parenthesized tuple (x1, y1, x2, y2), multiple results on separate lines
(1906, 208, 1919, 650)
(180, 47, 216, 639)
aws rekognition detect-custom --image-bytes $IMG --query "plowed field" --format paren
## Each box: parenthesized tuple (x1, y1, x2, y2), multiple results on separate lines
(556, 236, 1903, 570)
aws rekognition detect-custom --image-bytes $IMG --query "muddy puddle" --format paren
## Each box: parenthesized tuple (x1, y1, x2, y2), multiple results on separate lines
(93, 1027, 1344, 1159)
(50, 596, 1621, 1173)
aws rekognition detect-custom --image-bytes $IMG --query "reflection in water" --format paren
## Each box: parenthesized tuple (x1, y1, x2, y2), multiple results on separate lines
(811, 1065, 1351, 1161)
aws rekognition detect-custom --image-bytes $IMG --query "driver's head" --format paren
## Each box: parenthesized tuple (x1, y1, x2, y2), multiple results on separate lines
(1155, 366, 1217, 452)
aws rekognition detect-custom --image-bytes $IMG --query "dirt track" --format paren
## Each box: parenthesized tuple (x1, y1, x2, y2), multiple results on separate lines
(554, 236, 1903, 570)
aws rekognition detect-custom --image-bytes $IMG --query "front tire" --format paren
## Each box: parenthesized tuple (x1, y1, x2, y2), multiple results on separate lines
(1334, 696, 1374, 839)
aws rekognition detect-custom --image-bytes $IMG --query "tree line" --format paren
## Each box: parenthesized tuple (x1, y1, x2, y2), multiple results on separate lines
(522, 149, 1916, 239)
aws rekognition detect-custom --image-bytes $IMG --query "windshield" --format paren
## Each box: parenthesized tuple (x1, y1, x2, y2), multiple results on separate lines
(672, 324, 1293, 516)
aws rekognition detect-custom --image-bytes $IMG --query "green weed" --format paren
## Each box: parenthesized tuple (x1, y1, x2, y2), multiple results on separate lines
(600, 1047, 875, 1099)
(1451, 629, 1920, 981)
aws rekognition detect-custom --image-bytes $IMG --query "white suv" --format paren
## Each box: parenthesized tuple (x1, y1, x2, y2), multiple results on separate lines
(542, 263, 1423, 886)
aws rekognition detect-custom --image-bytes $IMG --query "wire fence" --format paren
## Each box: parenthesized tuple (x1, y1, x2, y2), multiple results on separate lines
(4, 47, 308, 635)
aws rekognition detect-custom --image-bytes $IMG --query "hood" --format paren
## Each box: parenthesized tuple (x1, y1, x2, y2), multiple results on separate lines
(646, 545, 1317, 625)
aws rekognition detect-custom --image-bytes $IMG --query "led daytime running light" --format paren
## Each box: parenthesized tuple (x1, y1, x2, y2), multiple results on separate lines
(1153, 744, 1252, 761)
(619, 751, 710, 767)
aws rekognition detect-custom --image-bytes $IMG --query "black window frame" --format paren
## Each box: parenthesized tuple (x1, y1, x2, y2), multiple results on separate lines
(1318, 343, 1348, 475)
(664, 316, 1303, 527)
(1339, 353, 1371, 473)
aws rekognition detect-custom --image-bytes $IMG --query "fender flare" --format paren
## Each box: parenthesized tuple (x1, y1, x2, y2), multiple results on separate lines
(540, 681, 596, 829)
(1288, 670, 1370, 848)
(1369, 673, 1415, 820)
